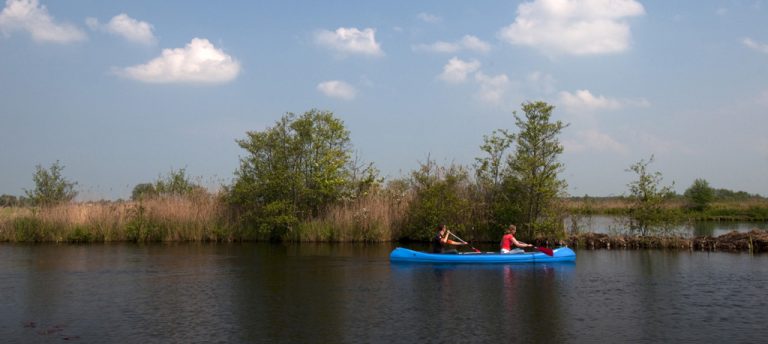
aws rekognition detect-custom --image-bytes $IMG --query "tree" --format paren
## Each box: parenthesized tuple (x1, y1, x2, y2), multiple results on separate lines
(153, 168, 203, 197)
(0, 194, 19, 207)
(25, 161, 78, 206)
(131, 168, 205, 201)
(474, 129, 516, 236)
(505, 101, 569, 239)
(228, 109, 359, 239)
(404, 159, 472, 240)
(131, 183, 157, 201)
(625, 155, 675, 234)
(684, 178, 714, 211)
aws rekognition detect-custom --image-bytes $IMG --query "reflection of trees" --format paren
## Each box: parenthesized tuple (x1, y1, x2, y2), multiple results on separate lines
(232, 243, 345, 343)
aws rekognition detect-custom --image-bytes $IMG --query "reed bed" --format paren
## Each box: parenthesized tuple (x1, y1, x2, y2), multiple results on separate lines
(290, 192, 411, 242)
(0, 195, 231, 242)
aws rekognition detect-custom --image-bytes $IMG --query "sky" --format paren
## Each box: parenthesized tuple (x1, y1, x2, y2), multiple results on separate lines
(1, 0, 767, 200)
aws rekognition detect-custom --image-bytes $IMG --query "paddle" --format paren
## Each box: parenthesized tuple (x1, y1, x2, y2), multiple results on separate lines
(535, 247, 554, 256)
(447, 231, 482, 253)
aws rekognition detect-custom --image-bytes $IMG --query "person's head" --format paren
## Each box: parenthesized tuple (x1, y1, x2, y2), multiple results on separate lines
(506, 224, 517, 234)
(436, 224, 446, 233)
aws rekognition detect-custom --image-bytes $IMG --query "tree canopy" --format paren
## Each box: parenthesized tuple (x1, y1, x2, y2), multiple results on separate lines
(228, 109, 363, 239)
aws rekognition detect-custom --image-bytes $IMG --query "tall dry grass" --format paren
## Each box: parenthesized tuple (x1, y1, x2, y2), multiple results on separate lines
(291, 192, 412, 242)
(0, 194, 232, 242)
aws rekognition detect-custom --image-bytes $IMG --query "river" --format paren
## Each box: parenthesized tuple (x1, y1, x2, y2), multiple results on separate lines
(1, 243, 766, 343)
(566, 215, 768, 237)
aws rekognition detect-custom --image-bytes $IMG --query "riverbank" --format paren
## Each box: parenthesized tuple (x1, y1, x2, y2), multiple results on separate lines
(560, 229, 768, 253)
(564, 197, 768, 221)
(2, 197, 767, 253)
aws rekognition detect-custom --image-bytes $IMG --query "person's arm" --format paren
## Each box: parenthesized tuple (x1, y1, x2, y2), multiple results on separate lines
(443, 231, 465, 246)
(511, 236, 533, 248)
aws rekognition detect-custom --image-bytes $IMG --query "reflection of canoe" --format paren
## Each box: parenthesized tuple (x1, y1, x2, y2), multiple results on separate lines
(389, 247, 576, 263)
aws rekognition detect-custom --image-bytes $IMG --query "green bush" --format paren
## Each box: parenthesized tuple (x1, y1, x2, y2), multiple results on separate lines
(13, 217, 45, 242)
(66, 225, 94, 243)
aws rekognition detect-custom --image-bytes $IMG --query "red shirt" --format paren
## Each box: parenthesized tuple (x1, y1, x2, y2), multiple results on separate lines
(501, 233, 514, 250)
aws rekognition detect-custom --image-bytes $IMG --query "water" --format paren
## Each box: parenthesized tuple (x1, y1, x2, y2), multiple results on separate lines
(1, 243, 767, 343)
(567, 215, 768, 237)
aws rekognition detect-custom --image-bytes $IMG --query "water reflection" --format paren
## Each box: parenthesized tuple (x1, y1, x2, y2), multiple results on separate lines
(2, 244, 767, 343)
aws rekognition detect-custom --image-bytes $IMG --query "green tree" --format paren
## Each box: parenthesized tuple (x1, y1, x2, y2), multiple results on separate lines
(25, 161, 78, 206)
(131, 168, 204, 201)
(474, 129, 516, 236)
(228, 109, 358, 239)
(131, 183, 157, 201)
(625, 155, 675, 234)
(0, 194, 19, 207)
(154, 168, 203, 197)
(684, 178, 714, 211)
(404, 159, 472, 240)
(505, 101, 568, 239)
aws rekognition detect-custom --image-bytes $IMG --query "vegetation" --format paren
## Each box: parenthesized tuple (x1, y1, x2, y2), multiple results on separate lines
(625, 156, 677, 234)
(506, 101, 568, 239)
(227, 109, 372, 240)
(1, 105, 766, 245)
(25, 161, 78, 207)
(131, 168, 205, 201)
(684, 178, 715, 211)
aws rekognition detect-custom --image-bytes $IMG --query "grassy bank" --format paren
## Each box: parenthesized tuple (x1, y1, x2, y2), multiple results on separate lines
(0, 193, 410, 243)
(2, 193, 767, 252)
(564, 197, 768, 221)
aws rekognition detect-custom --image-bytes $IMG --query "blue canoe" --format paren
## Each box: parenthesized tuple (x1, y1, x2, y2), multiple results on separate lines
(389, 247, 576, 263)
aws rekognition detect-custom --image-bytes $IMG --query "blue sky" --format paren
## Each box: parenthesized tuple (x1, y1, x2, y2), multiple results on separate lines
(1, 0, 767, 200)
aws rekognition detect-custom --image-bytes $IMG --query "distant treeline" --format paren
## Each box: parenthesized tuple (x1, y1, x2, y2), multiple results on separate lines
(2, 103, 767, 243)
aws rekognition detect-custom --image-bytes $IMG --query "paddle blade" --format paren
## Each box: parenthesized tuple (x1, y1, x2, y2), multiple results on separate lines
(536, 247, 554, 256)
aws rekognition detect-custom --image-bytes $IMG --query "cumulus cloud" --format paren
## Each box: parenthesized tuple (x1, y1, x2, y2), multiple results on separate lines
(413, 35, 491, 53)
(86, 13, 155, 45)
(439, 57, 481, 83)
(743, 37, 768, 54)
(317, 80, 357, 100)
(0, 0, 86, 43)
(559, 89, 649, 112)
(117, 38, 240, 84)
(527, 71, 557, 94)
(474, 72, 510, 105)
(315, 27, 383, 57)
(417, 12, 442, 23)
(498, 0, 645, 55)
(564, 129, 628, 154)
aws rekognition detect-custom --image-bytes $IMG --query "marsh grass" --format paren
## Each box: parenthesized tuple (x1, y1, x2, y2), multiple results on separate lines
(0, 194, 232, 242)
(288, 193, 410, 242)
(565, 197, 768, 220)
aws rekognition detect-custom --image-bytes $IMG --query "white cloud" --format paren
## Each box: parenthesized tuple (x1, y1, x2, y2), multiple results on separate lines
(87, 13, 156, 45)
(0, 0, 86, 43)
(117, 38, 240, 84)
(743, 37, 768, 54)
(559, 89, 649, 112)
(565, 129, 628, 154)
(317, 80, 357, 100)
(498, 0, 645, 55)
(527, 71, 556, 94)
(413, 35, 491, 53)
(315, 27, 383, 57)
(439, 57, 481, 83)
(418, 12, 442, 23)
(474, 72, 510, 105)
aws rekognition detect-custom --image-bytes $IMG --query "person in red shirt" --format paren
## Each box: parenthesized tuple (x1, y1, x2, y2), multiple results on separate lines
(500, 224, 532, 254)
